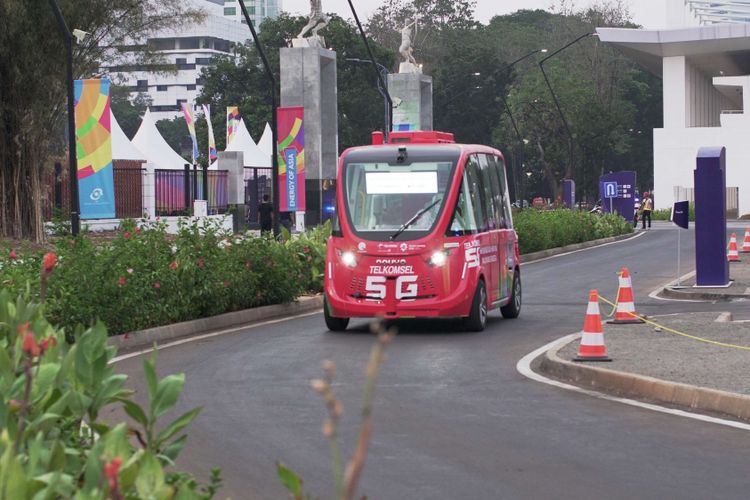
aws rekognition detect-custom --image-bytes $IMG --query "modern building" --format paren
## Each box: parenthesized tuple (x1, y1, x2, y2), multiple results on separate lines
(222, 0, 282, 27)
(598, 0, 750, 217)
(104, 0, 281, 122)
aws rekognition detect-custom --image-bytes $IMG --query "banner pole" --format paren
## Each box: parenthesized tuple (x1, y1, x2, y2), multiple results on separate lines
(677, 226, 681, 287)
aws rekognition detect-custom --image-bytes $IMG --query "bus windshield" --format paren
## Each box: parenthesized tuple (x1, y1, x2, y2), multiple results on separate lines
(343, 160, 455, 239)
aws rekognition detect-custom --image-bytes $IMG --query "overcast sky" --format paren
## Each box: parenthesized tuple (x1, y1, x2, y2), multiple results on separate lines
(280, 0, 667, 29)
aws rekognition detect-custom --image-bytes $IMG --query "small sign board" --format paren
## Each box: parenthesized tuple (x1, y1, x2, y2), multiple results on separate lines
(671, 201, 689, 229)
(603, 181, 618, 199)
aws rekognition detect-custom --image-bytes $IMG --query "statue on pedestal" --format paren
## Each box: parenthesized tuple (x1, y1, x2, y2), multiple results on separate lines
(399, 20, 418, 65)
(295, 0, 330, 47)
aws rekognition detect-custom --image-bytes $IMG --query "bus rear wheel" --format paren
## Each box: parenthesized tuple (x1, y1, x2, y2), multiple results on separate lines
(324, 298, 349, 331)
(501, 270, 521, 319)
(465, 280, 488, 332)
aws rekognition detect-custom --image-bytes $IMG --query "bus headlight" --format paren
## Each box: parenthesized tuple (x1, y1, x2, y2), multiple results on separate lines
(341, 251, 357, 267)
(430, 251, 448, 267)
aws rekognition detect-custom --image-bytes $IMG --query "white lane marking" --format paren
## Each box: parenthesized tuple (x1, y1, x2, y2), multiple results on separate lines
(516, 334, 750, 432)
(111, 310, 322, 363)
(520, 231, 646, 267)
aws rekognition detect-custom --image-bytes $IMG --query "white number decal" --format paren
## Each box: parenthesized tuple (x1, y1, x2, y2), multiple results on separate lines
(465, 247, 480, 268)
(365, 276, 387, 299)
(364, 275, 419, 299)
(395, 275, 419, 299)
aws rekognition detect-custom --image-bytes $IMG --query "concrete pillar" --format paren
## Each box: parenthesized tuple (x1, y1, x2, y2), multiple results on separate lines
(694, 146, 729, 287)
(388, 72, 433, 131)
(663, 56, 687, 129)
(142, 162, 155, 219)
(218, 151, 245, 232)
(280, 46, 338, 227)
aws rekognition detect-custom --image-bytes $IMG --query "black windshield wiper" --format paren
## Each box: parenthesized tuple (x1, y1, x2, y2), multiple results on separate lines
(389, 196, 442, 240)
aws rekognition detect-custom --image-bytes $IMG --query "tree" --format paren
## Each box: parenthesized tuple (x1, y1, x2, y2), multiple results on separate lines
(0, 0, 202, 241)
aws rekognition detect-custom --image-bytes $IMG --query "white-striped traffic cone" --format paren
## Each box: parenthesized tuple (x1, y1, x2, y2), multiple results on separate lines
(574, 290, 612, 362)
(608, 267, 645, 324)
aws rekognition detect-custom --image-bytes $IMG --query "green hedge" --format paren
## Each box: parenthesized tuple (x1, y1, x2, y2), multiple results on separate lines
(1, 219, 327, 336)
(513, 208, 633, 255)
(651, 203, 695, 221)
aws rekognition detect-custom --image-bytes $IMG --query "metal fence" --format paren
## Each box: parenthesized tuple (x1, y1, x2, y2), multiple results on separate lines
(673, 185, 739, 218)
(244, 167, 272, 226)
(155, 168, 229, 216)
(44, 164, 143, 220)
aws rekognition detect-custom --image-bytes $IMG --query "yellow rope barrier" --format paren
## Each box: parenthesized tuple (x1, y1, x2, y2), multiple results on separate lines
(597, 293, 750, 351)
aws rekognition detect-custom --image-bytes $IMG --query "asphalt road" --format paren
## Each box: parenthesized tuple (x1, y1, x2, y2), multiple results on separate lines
(114, 221, 750, 499)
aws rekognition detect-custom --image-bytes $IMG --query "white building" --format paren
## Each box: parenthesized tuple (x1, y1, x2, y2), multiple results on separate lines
(105, 0, 281, 122)
(598, 0, 750, 217)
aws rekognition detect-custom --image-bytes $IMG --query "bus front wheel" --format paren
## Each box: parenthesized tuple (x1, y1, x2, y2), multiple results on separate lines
(324, 298, 350, 331)
(465, 280, 488, 332)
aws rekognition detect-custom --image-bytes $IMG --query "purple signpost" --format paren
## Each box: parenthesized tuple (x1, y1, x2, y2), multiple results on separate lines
(563, 179, 575, 208)
(694, 147, 730, 287)
(599, 171, 637, 223)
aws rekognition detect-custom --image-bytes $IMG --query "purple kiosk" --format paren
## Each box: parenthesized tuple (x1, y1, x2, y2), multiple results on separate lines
(694, 147, 730, 287)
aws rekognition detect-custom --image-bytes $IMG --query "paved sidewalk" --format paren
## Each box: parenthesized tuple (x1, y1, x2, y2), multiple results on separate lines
(537, 256, 750, 423)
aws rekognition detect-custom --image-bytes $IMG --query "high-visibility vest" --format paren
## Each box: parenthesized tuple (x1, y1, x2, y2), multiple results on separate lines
(642, 198, 653, 211)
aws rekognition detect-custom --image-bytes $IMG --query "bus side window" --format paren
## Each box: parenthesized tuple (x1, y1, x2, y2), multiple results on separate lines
(485, 155, 507, 229)
(465, 155, 489, 232)
(478, 154, 499, 229)
(447, 159, 481, 235)
(492, 155, 511, 228)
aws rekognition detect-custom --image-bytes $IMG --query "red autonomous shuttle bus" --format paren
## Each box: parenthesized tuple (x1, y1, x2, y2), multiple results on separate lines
(324, 130, 521, 331)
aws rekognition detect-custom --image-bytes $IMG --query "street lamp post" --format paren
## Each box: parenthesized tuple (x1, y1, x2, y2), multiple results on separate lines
(347, 58, 390, 141)
(47, 0, 80, 236)
(347, 0, 393, 135)
(238, 0, 280, 236)
(538, 32, 597, 203)
(498, 48, 547, 204)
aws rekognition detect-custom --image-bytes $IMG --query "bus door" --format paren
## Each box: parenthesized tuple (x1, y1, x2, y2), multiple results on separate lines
(485, 154, 514, 302)
(459, 155, 499, 303)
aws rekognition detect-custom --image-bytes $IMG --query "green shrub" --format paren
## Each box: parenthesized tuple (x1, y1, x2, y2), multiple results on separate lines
(513, 208, 633, 255)
(0, 289, 221, 498)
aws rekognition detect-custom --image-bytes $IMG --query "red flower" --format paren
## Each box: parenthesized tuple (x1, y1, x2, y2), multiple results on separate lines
(104, 457, 122, 490)
(197, 257, 204, 269)
(39, 336, 57, 353)
(170, 261, 178, 270)
(303, 246, 310, 254)
(42, 252, 57, 273)
(22, 332, 40, 357)
(118, 276, 126, 286)
(223, 280, 230, 288)
(9, 250, 17, 260)
(135, 227, 141, 234)
(123, 231, 131, 239)
(153, 281, 161, 289)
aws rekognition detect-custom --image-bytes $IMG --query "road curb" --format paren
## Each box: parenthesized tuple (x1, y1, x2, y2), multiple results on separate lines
(659, 286, 748, 301)
(521, 232, 638, 263)
(109, 295, 324, 353)
(537, 334, 750, 422)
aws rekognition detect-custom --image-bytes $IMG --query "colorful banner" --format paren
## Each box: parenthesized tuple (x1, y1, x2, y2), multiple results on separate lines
(202, 104, 217, 161)
(227, 106, 240, 146)
(276, 106, 305, 212)
(181, 102, 199, 162)
(74, 78, 115, 219)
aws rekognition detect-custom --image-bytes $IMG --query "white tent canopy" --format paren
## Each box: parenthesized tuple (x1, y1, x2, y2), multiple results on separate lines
(257, 122, 273, 158)
(132, 108, 190, 170)
(212, 118, 271, 168)
(111, 111, 145, 161)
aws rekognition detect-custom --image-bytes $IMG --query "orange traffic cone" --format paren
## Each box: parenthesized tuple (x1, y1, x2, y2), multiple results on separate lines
(608, 267, 645, 324)
(574, 290, 612, 362)
(727, 233, 741, 262)
(742, 229, 750, 253)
